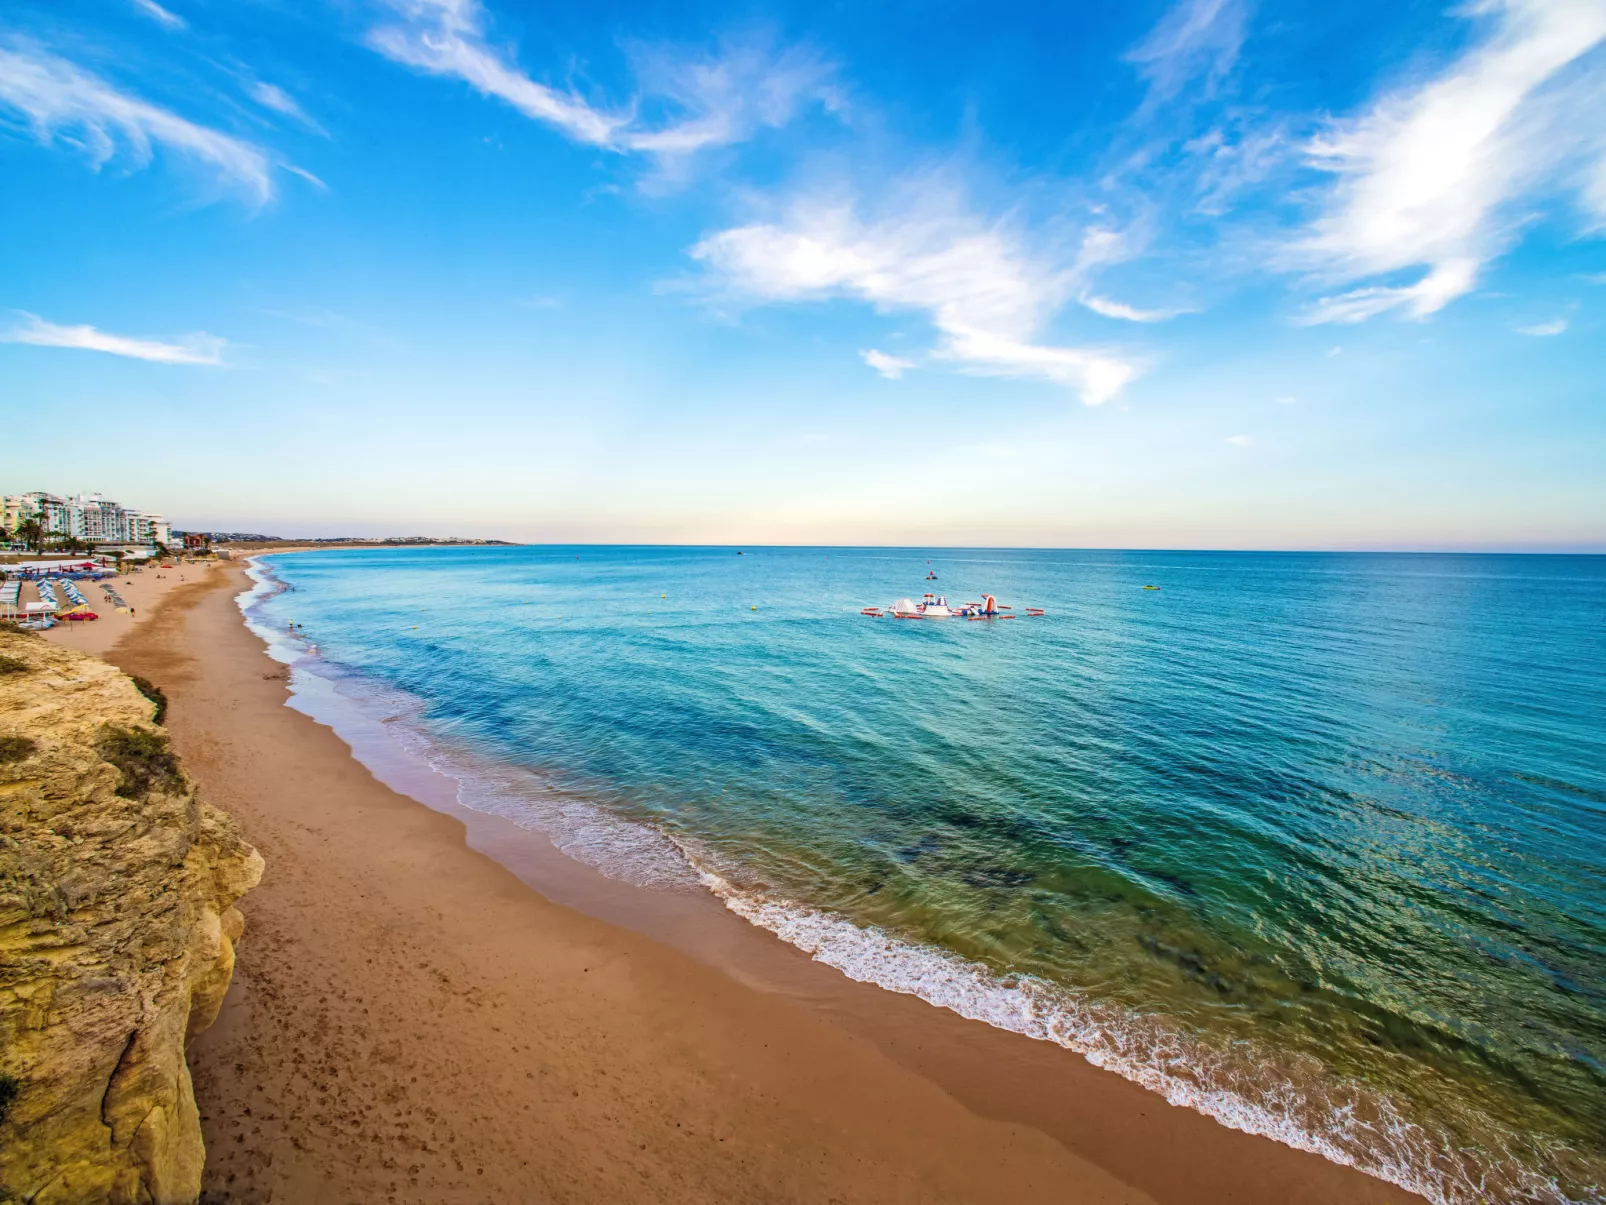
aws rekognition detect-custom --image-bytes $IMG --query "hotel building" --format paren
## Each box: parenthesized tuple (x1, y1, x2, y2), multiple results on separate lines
(2, 491, 172, 547)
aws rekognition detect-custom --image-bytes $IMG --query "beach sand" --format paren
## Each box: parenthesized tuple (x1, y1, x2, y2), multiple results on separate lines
(101, 563, 1424, 1205)
(35, 557, 223, 658)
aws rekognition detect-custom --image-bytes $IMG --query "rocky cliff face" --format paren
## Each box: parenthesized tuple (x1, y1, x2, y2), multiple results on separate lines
(0, 631, 262, 1204)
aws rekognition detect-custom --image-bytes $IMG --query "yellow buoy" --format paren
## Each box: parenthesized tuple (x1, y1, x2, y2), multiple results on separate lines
(751, 605, 757, 610)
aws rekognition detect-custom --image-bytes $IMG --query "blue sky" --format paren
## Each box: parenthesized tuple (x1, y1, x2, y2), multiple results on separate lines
(1, 0, 1603, 548)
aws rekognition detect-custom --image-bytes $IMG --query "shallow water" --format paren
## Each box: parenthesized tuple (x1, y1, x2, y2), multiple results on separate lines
(244, 546, 1606, 1204)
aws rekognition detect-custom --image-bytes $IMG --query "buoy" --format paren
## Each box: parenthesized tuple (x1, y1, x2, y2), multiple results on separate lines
(661, 593, 666, 598)
(751, 605, 757, 610)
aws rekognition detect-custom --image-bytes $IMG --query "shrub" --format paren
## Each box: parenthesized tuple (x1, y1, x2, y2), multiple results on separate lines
(0, 654, 28, 676)
(130, 675, 168, 725)
(95, 725, 183, 799)
(0, 735, 36, 765)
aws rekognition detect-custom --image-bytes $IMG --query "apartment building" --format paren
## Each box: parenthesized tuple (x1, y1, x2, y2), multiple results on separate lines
(2, 491, 171, 547)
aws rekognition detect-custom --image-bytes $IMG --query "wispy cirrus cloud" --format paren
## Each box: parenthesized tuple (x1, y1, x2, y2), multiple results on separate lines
(246, 81, 325, 135)
(1080, 293, 1191, 322)
(2, 313, 226, 364)
(131, 0, 185, 30)
(366, 0, 837, 169)
(367, 0, 622, 144)
(691, 187, 1139, 404)
(860, 348, 915, 379)
(1293, 0, 1606, 323)
(1514, 317, 1569, 335)
(0, 40, 280, 204)
(1126, 0, 1249, 110)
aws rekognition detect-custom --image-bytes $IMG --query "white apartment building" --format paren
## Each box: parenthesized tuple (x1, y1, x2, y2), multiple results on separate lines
(2, 491, 171, 547)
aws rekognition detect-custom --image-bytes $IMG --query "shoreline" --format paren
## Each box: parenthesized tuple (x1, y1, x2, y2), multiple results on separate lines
(105, 559, 1422, 1204)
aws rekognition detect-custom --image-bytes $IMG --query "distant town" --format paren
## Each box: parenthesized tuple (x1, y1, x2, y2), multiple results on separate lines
(1, 490, 515, 556)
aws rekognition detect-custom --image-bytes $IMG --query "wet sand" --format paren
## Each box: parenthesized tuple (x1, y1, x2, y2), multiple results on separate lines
(103, 562, 1423, 1205)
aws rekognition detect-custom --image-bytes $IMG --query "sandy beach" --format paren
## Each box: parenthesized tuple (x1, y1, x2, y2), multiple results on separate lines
(98, 561, 1424, 1205)
(30, 557, 224, 658)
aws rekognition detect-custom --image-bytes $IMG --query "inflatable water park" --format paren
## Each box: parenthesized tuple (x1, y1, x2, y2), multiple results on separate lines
(860, 592, 1046, 621)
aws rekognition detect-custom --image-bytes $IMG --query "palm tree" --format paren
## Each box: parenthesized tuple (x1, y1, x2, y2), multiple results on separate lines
(15, 515, 46, 555)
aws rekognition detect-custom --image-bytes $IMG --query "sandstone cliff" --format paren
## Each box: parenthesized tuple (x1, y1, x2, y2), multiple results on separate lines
(0, 631, 262, 1204)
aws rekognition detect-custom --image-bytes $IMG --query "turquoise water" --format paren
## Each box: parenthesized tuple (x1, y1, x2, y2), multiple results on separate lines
(244, 546, 1606, 1203)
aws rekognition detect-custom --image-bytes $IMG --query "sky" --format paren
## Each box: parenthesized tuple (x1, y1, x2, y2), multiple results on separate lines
(1, 0, 1604, 549)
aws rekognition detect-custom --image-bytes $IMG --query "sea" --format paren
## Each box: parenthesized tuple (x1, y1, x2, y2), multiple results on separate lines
(238, 545, 1606, 1204)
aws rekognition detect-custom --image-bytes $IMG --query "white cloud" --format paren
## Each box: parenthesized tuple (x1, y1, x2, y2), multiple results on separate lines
(2, 313, 226, 364)
(131, 0, 185, 30)
(247, 81, 325, 134)
(1080, 293, 1188, 322)
(366, 0, 835, 168)
(1515, 317, 1569, 334)
(282, 164, 326, 188)
(691, 191, 1139, 404)
(1188, 125, 1290, 214)
(1297, 258, 1480, 324)
(860, 348, 915, 379)
(619, 38, 840, 160)
(1127, 0, 1248, 108)
(1274, 395, 1298, 404)
(1294, 0, 1606, 323)
(0, 40, 276, 203)
(367, 0, 622, 145)
(1224, 433, 1253, 445)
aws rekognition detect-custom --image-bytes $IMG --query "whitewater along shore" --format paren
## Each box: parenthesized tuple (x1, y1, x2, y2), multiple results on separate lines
(100, 562, 1423, 1205)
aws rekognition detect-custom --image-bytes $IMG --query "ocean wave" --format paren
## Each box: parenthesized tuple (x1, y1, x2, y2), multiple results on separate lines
(684, 858, 1594, 1205)
(238, 558, 306, 666)
(389, 724, 702, 892)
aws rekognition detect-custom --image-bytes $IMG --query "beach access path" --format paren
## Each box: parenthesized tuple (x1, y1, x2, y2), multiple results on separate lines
(102, 562, 1424, 1205)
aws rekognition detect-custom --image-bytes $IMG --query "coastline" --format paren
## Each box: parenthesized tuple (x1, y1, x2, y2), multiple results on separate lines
(104, 560, 1423, 1204)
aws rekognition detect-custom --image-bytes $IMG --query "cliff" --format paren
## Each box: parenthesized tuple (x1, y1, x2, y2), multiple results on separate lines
(0, 630, 262, 1204)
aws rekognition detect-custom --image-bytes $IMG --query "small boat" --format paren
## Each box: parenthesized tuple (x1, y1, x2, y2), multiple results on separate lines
(926, 571, 937, 580)
(1143, 585, 1161, 590)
